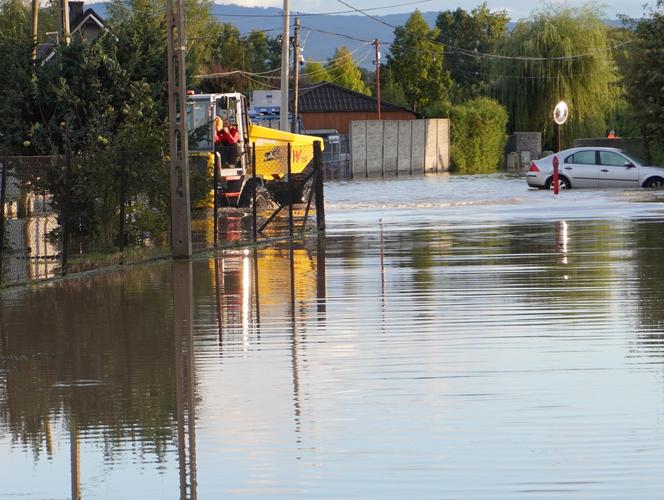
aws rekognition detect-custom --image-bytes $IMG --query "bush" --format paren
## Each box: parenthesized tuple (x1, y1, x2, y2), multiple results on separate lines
(450, 97, 508, 173)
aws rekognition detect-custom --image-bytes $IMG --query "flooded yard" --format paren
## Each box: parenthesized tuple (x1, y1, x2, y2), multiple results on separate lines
(3, 174, 664, 498)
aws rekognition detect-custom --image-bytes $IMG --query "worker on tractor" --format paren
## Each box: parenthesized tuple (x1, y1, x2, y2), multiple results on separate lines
(214, 116, 242, 169)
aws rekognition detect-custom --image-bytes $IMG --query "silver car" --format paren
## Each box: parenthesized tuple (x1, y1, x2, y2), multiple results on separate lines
(526, 147, 664, 189)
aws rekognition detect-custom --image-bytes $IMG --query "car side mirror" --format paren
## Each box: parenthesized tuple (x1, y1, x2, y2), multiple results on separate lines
(625, 161, 635, 168)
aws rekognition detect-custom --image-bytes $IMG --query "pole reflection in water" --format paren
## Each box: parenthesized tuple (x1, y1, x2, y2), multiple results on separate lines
(70, 421, 80, 500)
(172, 261, 197, 500)
(289, 242, 302, 440)
(556, 220, 570, 273)
(316, 234, 327, 319)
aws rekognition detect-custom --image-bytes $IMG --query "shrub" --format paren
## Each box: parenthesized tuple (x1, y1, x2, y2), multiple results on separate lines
(450, 97, 508, 173)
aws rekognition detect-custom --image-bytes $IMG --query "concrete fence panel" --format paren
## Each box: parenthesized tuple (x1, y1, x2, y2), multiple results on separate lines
(435, 119, 451, 171)
(382, 121, 399, 176)
(397, 121, 412, 176)
(350, 120, 368, 178)
(366, 121, 384, 178)
(350, 119, 449, 179)
(411, 120, 426, 175)
(424, 120, 438, 173)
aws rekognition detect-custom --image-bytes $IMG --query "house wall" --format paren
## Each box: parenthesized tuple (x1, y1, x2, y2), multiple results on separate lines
(301, 111, 416, 135)
(349, 119, 450, 178)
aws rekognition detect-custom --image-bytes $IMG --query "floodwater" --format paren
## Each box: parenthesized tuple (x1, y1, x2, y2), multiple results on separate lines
(3, 173, 664, 498)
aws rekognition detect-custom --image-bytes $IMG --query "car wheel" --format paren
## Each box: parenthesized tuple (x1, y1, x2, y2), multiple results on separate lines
(645, 176, 664, 189)
(545, 176, 571, 190)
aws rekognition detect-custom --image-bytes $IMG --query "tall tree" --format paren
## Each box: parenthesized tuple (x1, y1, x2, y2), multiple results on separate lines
(0, 0, 34, 155)
(622, 1, 664, 159)
(387, 10, 451, 113)
(325, 46, 370, 95)
(436, 3, 509, 100)
(302, 61, 330, 84)
(493, 5, 618, 149)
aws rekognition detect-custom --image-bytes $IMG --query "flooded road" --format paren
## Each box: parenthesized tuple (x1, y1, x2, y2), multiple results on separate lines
(3, 174, 664, 498)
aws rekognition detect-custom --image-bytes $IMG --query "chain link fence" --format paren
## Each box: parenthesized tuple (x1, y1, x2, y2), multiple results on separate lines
(0, 142, 324, 287)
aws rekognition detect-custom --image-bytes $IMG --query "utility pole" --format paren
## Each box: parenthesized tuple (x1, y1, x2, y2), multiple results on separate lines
(372, 38, 381, 120)
(31, 0, 39, 61)
(166, 0, 192, 258)
(280, 0, 290, 131)
(61, 0, 70, 45)
(291, 17, 300, 134)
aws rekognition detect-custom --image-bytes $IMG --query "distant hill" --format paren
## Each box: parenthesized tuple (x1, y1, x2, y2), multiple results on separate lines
(89, 3, 625, 68)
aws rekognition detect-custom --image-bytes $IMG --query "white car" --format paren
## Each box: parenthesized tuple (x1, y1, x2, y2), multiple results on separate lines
(526, 147, 664, 189)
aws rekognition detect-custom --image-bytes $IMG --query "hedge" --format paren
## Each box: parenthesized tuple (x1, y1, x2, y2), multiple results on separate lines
(450, 97, 508, 174)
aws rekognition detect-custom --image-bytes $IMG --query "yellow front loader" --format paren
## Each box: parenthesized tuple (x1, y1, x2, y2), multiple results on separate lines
(187, 92, 323, 208)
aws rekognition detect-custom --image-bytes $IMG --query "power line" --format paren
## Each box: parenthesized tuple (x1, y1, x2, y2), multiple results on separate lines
(210, 0, 432, 18)
(336, 0, 633, 62)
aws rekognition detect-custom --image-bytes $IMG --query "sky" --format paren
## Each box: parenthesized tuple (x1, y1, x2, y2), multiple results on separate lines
(217, 0, 646, 21)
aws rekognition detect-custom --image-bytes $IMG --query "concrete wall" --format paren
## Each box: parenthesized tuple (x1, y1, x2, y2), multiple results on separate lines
(574, 137, 645, 158)
(350, 119, 450, 178)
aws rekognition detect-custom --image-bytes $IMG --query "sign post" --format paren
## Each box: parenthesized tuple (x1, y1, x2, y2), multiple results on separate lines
(552, 155, 560, 195)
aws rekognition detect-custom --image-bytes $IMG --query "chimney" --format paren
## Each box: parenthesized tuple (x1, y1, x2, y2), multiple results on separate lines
(69, 1, 84, 24)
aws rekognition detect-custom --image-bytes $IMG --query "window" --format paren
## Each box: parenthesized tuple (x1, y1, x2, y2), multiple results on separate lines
(599, 151, 628, 167)
(187, 101, 212, 151)
(568, 150, 596, 165)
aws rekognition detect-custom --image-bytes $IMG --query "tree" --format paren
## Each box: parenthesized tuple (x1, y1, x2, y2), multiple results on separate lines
(302, 61, 330, 84)
(0, 0, 35, 155)
(326, 46, 370, 95)
(622, 1, 664, 160)
(436, 3, 509, 100)
(493, 6, 618, 149)
(30, 37, 166, 249)
(387, 10, 451, 113)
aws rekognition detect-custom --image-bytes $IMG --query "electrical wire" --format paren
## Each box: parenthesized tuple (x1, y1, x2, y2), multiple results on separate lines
(209, 0, 432, 18)
(336, 0, 633, 62)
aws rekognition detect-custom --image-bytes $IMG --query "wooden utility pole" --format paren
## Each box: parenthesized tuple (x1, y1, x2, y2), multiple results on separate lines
(373, 38, 381, 120)
(280, 0, 290, 131)
(61, 0, 70, 45)
(166, 0, 192, 258)
(31, 0, 39, 61)
(291, 17, 300, 134)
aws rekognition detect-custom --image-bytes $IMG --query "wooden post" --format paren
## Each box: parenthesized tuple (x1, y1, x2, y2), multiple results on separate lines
(213, 155, 219, 247)
(280, 0, 290, 132)
(0, 158, 7, 279)
(166, 0, 192, 258)
(61, 0, 70, 45)
(373, 38, 381, 120)
(291, 17, 300, 134)
(31, 0, 39, 61)
(252, 144, 257, 242)
(313, 141, 325, 231)
(287, 143, 293, 238)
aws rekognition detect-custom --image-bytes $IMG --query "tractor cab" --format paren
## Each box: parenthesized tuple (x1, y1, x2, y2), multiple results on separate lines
(187, 92, 251, 205)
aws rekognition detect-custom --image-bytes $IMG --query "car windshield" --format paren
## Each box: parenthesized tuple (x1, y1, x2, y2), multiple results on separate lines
(622, 151, 647, 166)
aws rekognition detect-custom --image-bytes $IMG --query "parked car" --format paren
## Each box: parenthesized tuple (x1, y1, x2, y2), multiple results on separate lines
(526, 147, 664, 189)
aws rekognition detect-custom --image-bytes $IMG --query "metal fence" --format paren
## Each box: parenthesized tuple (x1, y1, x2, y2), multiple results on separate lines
(0, 141, 325, 287)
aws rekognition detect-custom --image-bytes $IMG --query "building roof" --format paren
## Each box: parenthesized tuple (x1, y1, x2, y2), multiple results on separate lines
(294, 82, 416, 115)
(37, 4, 105, 62)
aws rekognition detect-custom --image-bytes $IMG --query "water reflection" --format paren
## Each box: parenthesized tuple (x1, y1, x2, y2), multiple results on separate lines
(4, 217, 664, 497)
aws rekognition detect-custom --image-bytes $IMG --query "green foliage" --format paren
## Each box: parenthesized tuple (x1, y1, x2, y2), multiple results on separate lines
(303, 61, 330, 84)
(0, 0, 34, 155)
(326, 46, 370, 94)
(387, 10, 451, 113)
(29, 37, 167, 250)
(622, 1, 664, 160)
(493, 5, 618, 150)
(436, 3, 509, 101)
(449, 97, 508, 173)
